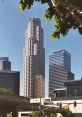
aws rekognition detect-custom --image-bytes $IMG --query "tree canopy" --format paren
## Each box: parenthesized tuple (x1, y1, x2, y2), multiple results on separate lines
(19, 0, 82, 39)
(0, 88, 14, 95)
(31, 110, 74, 117)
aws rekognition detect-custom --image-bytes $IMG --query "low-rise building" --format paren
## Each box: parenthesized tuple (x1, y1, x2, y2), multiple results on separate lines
(65, 78, 82, 97)
(0, 70, 20, 95)
(51, 78, 82, 99)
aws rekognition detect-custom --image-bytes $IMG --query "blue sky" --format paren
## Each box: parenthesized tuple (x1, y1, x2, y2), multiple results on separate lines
(0, 0, 82, 96)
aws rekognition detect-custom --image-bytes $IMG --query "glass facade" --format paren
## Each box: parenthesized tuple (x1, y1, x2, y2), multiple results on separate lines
(49, 49, 74, 98)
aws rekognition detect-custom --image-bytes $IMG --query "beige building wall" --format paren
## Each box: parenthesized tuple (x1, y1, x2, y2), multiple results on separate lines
(24, 18, 45, 98)
(35, 75, 45, 98)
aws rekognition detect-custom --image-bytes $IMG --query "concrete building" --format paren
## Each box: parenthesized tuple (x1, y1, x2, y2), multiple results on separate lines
(0, 57, 11, 70)
(50, 78, 82, 99)
(52, 88, 67, 99)
(30, 98, 51, 105)
(0, 57, 20, 95)
(0, 70, 20, 95)
(49, 49, 74, 98)
(53, 99, 82, 114)
(18, 98, 82, 117)
(24, 18, 45, 98)
(65, 78, 82, 97)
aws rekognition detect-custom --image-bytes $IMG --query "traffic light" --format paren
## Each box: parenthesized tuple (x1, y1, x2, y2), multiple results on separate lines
(74, 101, 77, 107)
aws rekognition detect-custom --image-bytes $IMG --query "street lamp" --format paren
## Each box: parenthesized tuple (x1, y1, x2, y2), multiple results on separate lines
(57, 91, 60, 98)
(75, 90, 77, 97)
(39, 97, 42, 110)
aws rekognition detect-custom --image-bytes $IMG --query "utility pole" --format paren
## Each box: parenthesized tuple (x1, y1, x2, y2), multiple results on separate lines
(39, 97, 41, 110)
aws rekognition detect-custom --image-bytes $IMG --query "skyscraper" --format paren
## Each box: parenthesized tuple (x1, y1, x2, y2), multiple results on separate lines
(49, 49, 74, 98)
(24, 18, 45, 98)
(0, 57, 11, 70)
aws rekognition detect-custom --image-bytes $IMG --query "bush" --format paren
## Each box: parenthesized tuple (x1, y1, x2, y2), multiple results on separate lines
(61, 110, 75, 117)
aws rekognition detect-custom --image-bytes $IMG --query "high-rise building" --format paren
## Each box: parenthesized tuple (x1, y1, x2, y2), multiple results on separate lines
(49, 49, 74, 98)
(24, 18, 45, 98)
(0, 57, 11, 70)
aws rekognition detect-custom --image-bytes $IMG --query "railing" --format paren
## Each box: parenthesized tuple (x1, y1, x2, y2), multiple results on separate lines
(53, 96, 82, 101)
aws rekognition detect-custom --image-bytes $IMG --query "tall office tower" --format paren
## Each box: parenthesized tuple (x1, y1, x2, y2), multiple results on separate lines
(0, 57, 11, 70)
(24, 18, 45, 98)
(49, 49, 74, 98)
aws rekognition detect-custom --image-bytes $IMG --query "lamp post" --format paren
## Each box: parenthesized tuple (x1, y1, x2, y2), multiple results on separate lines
(75, 90, 77, 97)
(66, 86, 68, 99)
(39, 97, 42, 110)
(58, 91, 60, 98)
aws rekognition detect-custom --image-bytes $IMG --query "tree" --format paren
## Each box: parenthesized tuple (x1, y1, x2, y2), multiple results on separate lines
(32, 111, 44, 117)
(0, 88, 14, 95)
(7, 112, 12, 117)
(19, 0, 82, 39)
(61, 110, 75, 117)
(32, 111, 57, 117)
(46, 112, 57, 117)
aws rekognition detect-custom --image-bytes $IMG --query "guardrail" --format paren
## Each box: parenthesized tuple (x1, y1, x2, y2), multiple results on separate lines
(53, 96, 82, 101)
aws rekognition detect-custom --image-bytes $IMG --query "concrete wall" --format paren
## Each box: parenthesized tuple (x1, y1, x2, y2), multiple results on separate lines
(18, 111, 32, 117)
(30, 98, 82, 113)
(18, 99, 82, 117)
(53, 100, 82, 113)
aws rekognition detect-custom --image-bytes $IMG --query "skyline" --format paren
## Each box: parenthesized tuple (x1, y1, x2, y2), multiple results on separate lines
(0, 1, 82, 96)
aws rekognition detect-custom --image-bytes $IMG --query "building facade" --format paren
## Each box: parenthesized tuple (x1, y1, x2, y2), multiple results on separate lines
(0, 71, 20, 95)
(65, 78, 82, 97)
(49, 49, 74, 98)
(0, 57, 20, 95)
(24, 18, 45, 98)
(0, 57, 11, 70)
(53, 78, 82, 99)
